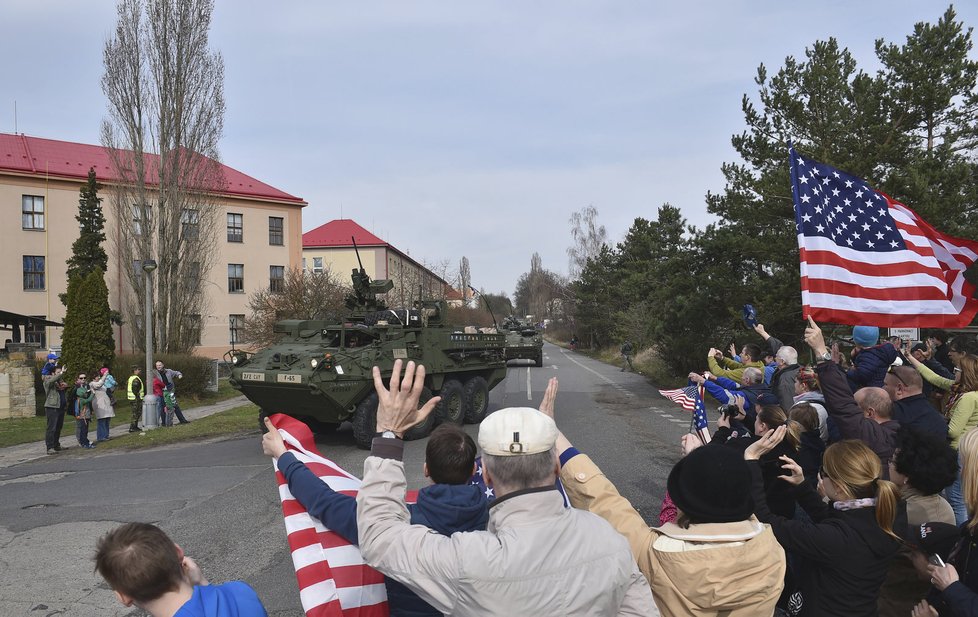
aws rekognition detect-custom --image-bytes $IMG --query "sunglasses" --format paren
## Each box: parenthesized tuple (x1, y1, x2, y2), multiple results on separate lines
(887, 366, 909, 387)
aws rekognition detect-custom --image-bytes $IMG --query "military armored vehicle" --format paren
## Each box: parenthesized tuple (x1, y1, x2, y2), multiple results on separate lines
(498, 315, 544, 367)
(228, 254, 508, 449)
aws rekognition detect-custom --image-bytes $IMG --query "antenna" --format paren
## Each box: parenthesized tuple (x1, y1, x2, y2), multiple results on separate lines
(14, 100, 17, 133)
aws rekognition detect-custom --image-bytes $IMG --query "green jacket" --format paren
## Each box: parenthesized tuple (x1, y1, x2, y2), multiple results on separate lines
(75, 385, 94, 419)
(42, 372, 65, 409)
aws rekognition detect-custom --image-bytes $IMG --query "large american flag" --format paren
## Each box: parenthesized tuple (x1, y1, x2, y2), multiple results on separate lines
(658, 385, 699, 411)
(270, 414, 397, 617)
(790, 147, 978, 327)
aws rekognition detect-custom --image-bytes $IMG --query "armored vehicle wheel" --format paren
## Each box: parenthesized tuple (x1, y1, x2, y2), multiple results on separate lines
(463, 377, 489, 424)
(404, 388, 437, 441)
(463, 376, 489, 423)
(352, 394, 379, 449)
(436, 380, 465, 425)
(535, 352, 544, 367)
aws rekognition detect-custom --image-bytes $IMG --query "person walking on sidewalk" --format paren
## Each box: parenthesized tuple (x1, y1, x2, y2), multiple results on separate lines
(41, 363, 68, 454)
(126, 366, 143, 433)
(155, 361, 190, 425)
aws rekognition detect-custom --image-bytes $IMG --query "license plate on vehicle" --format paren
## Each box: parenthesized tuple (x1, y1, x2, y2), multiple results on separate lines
(241, 372, 265, 382)
(277, 373, 302, 383)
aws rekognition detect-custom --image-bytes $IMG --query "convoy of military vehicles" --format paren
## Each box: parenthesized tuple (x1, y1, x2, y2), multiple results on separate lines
(228, 254, 544, 449)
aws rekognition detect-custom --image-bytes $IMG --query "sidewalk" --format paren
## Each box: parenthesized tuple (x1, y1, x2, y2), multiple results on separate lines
(0, 395, 248, 470)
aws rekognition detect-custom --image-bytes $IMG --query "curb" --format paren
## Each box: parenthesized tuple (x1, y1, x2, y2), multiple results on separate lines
(0, 395, 249, 470)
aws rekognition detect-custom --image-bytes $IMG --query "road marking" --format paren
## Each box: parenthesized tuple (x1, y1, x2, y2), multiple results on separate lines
(561, 349, 617, 385)
(526, 367, 532, 401)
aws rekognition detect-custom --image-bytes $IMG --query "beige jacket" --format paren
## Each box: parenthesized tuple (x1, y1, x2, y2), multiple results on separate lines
(561, 453, 785, 617)
(90, 376, 115, 419)
(357, 456, 656, 617)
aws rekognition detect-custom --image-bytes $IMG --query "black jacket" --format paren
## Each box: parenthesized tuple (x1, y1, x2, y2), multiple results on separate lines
(817, 361, 900, 479)
(892, 394, 948, 440)
(714, 430, 797, 518)
(929, 527, 978, 616)
(749, 461, 903, 617)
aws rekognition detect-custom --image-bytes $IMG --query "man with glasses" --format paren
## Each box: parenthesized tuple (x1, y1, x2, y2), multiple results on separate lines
(73, 374, 96, 449)
(884, 365, 947, 439)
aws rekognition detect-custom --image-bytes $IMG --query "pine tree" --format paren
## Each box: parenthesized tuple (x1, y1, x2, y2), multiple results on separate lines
(60, 168, 108, 307)
(61, 269, 115, 376)
(67, 168, 107, 282)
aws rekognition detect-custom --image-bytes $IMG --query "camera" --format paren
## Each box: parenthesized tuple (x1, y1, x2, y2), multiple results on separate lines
(717, 404, 739, 419)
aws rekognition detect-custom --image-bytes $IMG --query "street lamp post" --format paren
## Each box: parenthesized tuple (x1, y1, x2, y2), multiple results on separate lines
(141, 259, 159, 430)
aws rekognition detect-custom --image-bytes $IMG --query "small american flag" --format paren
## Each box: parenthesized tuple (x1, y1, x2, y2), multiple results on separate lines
(790, 147, 978, 327)
(658, 385, 700, 411)
(269, 414, 397, 617)
(690, 386, 712, 445)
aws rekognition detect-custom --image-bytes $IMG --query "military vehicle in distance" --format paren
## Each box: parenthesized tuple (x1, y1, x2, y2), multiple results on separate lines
(228, 254, 508, 449)
(498, 315, 544, 367)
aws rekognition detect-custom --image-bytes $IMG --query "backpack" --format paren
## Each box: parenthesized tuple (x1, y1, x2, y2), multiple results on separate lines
(65, 386, 78, 416)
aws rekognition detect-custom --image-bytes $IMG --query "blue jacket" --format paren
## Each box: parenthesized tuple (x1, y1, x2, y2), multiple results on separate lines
(847, 343, 898, 391)
(891, 393, 948, 440)
(278, 452, 489, 617)
(173, 581, 267, 617)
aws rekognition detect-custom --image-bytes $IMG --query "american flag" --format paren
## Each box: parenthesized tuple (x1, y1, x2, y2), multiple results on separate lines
(690, 386, 712, 445)
(658, 385, 699, 411)
(269, 414, 397, 617)
(790, 147, 978, 328)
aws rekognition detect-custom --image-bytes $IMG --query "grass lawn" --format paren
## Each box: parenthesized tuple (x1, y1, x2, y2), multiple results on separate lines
(93, 403, 260, 451)
(1, 379, 246, 449)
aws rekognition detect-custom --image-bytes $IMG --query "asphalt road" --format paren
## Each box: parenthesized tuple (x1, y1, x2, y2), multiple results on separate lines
(0, 342, 696, 616)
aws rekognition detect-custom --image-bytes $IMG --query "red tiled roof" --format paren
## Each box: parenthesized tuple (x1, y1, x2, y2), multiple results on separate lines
(302, 219, 389, 248)
(0, 133, 304, 204)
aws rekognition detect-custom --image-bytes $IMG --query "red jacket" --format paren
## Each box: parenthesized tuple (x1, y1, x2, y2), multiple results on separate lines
(152, 378, 165, 398)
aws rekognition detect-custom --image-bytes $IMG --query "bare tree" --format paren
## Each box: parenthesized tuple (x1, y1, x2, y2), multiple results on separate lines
(387, 257, 455, 307)
(458, 256, 471, 307)
(101, 0, 225, 353)
(243, 267, 350, 348)
(567, 205, 607, 279)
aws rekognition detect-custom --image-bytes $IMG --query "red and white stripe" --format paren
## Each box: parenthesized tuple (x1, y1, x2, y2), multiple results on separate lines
(269, 413, 389, 617)
(800, 197, 978, 327)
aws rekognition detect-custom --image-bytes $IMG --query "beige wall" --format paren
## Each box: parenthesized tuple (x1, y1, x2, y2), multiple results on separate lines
(0, 172, 304, 359)
(301, 245, 447, 309)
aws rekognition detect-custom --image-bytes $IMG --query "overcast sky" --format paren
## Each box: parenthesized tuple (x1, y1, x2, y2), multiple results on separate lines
(3, 1, 977, 295)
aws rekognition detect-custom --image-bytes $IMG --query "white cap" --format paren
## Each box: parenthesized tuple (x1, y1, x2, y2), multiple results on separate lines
(478, 407, 558, 456)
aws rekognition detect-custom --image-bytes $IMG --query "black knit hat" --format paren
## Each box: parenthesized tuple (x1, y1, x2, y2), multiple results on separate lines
(667, 445, 754, 523)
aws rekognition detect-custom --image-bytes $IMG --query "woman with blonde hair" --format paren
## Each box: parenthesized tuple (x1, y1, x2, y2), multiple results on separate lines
(906, 350, 978, 525)
(747, 428, 904, 616)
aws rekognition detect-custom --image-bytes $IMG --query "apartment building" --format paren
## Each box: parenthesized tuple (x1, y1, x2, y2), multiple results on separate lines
(0, 133, 306, 358)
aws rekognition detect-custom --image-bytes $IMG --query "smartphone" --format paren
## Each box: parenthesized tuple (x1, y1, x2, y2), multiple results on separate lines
(929, 554, 946, 567)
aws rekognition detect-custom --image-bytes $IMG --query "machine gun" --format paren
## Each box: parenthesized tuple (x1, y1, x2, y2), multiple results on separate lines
(346, 236, 394, 315)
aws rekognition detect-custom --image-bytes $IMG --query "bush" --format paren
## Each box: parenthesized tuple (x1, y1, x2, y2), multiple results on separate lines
(112, 353, 214, 400)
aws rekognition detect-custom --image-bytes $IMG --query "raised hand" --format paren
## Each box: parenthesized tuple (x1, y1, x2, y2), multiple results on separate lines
(744, 425, 787, 461)
(372, 360, 440, 438)
(539, 377, 558, 419)
(777, 455, 805, 486)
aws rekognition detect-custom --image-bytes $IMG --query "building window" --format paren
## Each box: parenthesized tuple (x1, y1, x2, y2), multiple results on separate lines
(228, 264, 244, 293)
(187, 314, 202, 345)
(22, 196, 44, 230)
(23, 256, 45, 290)
(25, 317, 46, 348)
(181, 208, 200, 241)
(186, 261, 201, 291)
(302, 258, 307, 271)
(270, 265, 285, 293)
(132, 204, 152, 236)
(313, 257, 323, 273)
(227, 213, 243, 242)
(229, 314, 245, 345)
(269, 217, 284, 246)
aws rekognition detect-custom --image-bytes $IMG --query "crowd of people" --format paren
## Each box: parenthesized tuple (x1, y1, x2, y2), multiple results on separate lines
(87, 322, 978, 616)
(40, 356, 188, 454)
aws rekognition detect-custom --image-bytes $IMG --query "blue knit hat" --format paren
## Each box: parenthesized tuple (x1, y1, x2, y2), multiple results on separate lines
(852, 326, 879, 347)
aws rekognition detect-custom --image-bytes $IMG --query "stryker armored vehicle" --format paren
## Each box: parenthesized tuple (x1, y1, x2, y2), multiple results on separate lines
(498, 315, 544, 367)
(227, 249, 508, 449)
